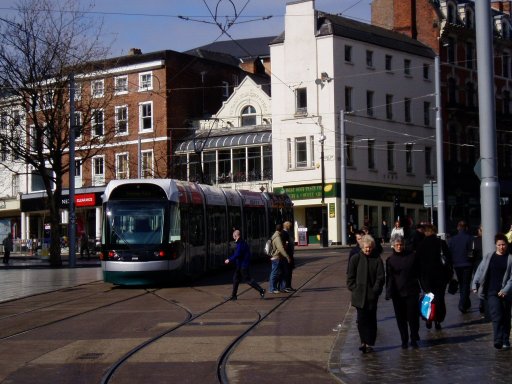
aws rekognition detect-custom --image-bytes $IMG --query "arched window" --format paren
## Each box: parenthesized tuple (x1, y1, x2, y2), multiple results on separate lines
(241, 105, 257, 126)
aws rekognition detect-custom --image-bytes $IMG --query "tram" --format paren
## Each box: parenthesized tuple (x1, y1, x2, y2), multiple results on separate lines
(100, 179, 293, 285)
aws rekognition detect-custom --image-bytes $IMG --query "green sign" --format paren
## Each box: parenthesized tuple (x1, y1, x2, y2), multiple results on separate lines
(277, 184, 336, 200)
(329, 203, 335, 218)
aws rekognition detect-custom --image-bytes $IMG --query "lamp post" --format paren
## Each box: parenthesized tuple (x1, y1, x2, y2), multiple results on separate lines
(319, 133, 328, 247)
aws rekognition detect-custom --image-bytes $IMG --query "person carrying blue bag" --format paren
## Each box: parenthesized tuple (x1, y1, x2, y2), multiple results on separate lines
(416, 224, 452, 330)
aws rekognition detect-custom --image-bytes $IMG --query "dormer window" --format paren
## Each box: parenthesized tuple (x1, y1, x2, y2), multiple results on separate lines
(241, 105, 257, 126)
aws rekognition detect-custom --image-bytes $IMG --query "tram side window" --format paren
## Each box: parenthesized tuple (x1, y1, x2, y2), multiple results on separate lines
(228, 207, 241, 238)
(207, 206, 226, 245)
(245, 208, 261, 240)
(169, 205, 181, 242)
(188, 205, 205, 246)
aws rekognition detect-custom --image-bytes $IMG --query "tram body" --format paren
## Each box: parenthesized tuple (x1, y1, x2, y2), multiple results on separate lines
(100, 179, 293, 285)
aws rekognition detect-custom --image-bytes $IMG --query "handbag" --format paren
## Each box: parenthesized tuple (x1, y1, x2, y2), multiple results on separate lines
(420, 293, 436, 321)
(448, 277, 459, 295)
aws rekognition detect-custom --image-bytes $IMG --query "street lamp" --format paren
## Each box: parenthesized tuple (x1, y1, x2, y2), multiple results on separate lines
(319, 133, 328, 247)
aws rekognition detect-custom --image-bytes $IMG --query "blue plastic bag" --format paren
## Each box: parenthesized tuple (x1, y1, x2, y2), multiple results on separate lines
(420, 293, 436, 321)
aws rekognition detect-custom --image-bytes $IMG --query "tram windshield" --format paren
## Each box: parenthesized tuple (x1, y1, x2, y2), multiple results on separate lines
(104, 201, 174, 245)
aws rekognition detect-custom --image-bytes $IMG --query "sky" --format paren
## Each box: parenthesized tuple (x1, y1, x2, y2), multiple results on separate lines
(1, 0, 372, 57)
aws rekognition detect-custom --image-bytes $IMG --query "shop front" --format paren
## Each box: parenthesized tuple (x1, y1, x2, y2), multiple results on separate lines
(20, 187, 104, 249)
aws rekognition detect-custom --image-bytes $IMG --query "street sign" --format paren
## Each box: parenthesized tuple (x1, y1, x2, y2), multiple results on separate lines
(474, 158, 482, 180)
(423, 183, 438, 207)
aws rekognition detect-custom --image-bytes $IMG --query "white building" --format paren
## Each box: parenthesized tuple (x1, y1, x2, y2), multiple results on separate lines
(0, 99, 28, 243)
(270, 0, 436, 244)
(175, 75, 273, 192)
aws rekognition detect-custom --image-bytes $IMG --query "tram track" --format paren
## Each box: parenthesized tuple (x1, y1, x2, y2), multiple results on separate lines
(99, 257, 338, 384)
(0, 287, 154, 340)
(0, 282, 110, 321)
(216, 260, 337, 384)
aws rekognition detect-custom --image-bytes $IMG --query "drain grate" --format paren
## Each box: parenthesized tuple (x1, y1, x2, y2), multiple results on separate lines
(77, 352, 104, 360)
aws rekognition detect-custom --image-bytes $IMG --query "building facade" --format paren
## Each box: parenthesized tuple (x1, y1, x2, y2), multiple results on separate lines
(1, 49, 246, 245)
(270, 0, 436, 244)
(372, 0, 512, 232)
(174, 75, 273, 192)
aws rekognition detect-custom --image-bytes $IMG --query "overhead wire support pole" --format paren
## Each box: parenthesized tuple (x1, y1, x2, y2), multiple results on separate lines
(435, 55, 446, 238)
(475, 0, 500, 255)
(68, 73, 76, 268)
(340, 110, 347, 246)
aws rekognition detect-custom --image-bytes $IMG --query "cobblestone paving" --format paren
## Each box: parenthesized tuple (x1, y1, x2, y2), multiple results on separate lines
(330, 292, 511, 384)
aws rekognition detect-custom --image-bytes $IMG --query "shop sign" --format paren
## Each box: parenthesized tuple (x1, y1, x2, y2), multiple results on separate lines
(61, 193, 97, 207)
(281, 184, 336, 200)
(329, 203, 335, 218)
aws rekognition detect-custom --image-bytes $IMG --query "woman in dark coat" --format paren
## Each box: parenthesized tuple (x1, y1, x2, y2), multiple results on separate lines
(347, 234, 385, 353)
(386, 234, 421, 348)
(416, 224, 452, 330)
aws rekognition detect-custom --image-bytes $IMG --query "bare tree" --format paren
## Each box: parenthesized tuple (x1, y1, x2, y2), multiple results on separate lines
(0, 0, 114, 266)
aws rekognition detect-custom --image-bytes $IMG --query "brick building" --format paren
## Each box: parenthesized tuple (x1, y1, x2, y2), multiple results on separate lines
(15, 48, 246, 243)
(372, 0, 512, 232)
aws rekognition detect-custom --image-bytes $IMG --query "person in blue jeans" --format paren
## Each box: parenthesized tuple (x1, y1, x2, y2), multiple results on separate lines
(268, 224, 290, 293)
(472, 233, 512, 350)
(225, 230, 265, 300)
(449, 220, 474, 313)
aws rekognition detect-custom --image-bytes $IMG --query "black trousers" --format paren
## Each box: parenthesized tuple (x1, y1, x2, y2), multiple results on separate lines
(2, 250, 10, 264)
(232, 267, 263, 297)
(392, 295, 420, 344)
(356, 306, 378, 346)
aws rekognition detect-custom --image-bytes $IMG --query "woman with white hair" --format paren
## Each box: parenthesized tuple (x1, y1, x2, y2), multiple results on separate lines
(347, 234, 385, 353)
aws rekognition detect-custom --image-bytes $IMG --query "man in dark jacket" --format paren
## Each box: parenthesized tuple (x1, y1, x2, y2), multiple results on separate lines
(2, 233, 13, 264)
(449, 220, 474, 313)
(225, 230, 265, 300)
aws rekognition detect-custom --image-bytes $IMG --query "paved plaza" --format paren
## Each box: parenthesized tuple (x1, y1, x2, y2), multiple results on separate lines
(1, 249, 510, 383)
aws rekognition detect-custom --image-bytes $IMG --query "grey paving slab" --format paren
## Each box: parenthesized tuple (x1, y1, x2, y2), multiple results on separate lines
(0, 267, 102, 303)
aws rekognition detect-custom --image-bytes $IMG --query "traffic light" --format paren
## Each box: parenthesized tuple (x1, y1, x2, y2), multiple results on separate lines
(394, 195, 400, 208)
(349, 199, 356, 212)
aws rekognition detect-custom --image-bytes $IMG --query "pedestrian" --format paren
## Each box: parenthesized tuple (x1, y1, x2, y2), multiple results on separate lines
(268, 224, 291, 294)
(347, 229, 365, 273)
(281, 221, 296, 291)
(224, 230, 265, 300)
(410, 223, 425, 252)
(449, 220, 474, 313)
(472, 233, 512, 350)
(347, 234, 385, 353)
(472, 225, 485, 314)
(385, 234, 421, 348)
(2, 233, 13, 264)
(391, 220, 404, 239)
(416, 224, 452, 330)
(80, 232, 90, 259)
(381, 219, 389, 243)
